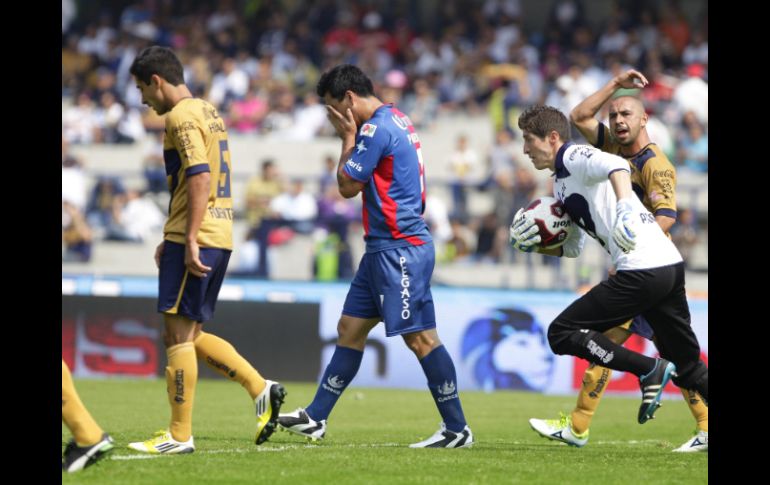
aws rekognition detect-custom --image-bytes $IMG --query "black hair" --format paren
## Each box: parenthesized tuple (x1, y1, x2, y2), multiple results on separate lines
(316, 64, 375, 101)
(129, 46, 185, 86)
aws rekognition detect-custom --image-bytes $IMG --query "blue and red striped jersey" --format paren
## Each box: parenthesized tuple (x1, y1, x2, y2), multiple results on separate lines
(342, 104, 432, 253)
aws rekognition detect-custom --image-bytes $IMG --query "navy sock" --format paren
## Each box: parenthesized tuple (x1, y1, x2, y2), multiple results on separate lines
(419, 345, 467, 433)
(306, 345, 363, 421)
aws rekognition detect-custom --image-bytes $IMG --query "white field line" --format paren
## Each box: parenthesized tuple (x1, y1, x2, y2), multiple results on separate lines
(110, 439, 664, 460)
(110, 443, 404, 460)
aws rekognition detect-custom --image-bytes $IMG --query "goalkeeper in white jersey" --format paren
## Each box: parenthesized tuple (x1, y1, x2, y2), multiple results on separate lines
(509, 105, 708, 426)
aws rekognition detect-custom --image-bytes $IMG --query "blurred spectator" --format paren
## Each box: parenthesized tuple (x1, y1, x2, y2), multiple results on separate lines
(424, 194, 453, 245)
(227, 86, 269, 134)
(511, 165, 538, 214)
(142, 132, 167, 194)
(682, 30, 708, 67)
(319, 154, 337, 195)
(62, 136, 87, 211)
(104, 189, 164, 242)
(245, 159, 283, 229)
(208, 57, 249, 110)
(676, 115, 708, 173)
(439, 217, 476, 263)
(86, 175, 126, 231)
(658, 2, 691, 58)
(243, 159, 283, 277)
(314, 183, 358, 280)
(400, 78, 439, 130)
(278, 92, 327, 141)
(546, 0, 586, 48)
(448, 134, 481, 219)
(269, 179, 318, 234)
(62, 201, 93, 263)
(63, 92, 100, 144)
(672, 63, 708, 125)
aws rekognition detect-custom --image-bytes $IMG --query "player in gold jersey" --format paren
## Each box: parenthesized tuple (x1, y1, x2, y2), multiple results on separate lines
(528, 69, 707, 452)
(125, 46, 285, 454)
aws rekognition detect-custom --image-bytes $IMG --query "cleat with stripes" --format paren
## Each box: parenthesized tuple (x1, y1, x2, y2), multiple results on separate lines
(409, 423, 474, 448)
(638, 358, 676, 424)
(255, 380, 287, 445)
(128, 430, 194, 454)
(278, 408, 326, 441)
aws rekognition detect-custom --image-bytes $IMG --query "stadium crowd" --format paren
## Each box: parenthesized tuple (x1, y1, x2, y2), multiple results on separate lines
(62, 0, 707, 277)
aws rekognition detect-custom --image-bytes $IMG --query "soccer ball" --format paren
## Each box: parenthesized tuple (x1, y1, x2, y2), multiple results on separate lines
(523, 196, 574, 249)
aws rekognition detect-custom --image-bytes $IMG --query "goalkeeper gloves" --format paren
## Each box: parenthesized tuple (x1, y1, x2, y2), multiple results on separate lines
(510, 208, 541, 252)
(612, 198, 637, 253)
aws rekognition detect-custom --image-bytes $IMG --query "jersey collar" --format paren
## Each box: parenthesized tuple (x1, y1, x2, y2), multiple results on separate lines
(554, 141, 574, 178)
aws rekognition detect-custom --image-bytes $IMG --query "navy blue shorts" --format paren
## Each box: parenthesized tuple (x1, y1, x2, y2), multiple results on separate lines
(630, 315, 655, 340)
(342, 242, 437, 337)
(157, 241, 231, 323)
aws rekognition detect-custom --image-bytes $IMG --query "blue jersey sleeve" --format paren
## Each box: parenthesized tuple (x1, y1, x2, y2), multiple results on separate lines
(343, 123, 389, 183)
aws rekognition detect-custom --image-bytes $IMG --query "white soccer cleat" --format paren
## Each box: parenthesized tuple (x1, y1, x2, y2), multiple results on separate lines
(277, 408, 327, 441)
(673, 430, 708, 452)
(529, 413, 589, 447)
(254, 380, 287, 445)
(127, 430, 195, 454)
(409, 423, 474, 448)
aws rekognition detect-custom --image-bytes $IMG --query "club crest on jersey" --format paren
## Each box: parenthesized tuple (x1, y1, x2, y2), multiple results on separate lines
(360, 123, 377, 137)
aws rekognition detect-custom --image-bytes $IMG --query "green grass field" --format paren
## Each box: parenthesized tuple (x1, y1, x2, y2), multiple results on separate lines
(62, 379, 707, 484)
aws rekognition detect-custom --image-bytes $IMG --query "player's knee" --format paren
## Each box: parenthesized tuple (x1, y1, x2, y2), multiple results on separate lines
(162, 331, 173, 348)
(336, 318, 368, 348)
(547, 320, 572, 355)
(403, 332, 436, 357)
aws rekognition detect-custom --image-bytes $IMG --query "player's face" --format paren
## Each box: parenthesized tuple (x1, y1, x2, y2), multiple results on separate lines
(521, 131, 555, 171)
(323, 92, 356, 126)
(134, 76, 169, 115)
(608, 98, 646, 146)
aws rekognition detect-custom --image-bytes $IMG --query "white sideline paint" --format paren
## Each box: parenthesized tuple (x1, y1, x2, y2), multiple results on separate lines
(111, 442, 404, 460)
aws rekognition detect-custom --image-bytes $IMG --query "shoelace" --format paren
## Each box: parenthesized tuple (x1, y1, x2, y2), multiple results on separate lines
(545, 412, 570, 429)
(145, 429, 170, 445)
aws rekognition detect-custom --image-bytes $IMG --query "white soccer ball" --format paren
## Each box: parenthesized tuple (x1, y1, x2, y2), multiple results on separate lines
(523, 196, 574, 249)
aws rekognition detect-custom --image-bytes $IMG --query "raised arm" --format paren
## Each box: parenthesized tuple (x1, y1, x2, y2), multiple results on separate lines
(570, 69, 649, 145)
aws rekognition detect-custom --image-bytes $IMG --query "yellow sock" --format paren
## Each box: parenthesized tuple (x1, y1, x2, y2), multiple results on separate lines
(166, 342, 197, 442)
(571, 364, 612, 435)
(682, 388, 708, 432)
(61, 360, 103, 446)
(194, 332, 266, 400)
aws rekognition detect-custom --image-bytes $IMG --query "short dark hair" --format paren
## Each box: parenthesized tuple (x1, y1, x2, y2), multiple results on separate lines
(316, 64, 375, 101)
(129, 46, 185, 86)
(517, 105, 571, 142)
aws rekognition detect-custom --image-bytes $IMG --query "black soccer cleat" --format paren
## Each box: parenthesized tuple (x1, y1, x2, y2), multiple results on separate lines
(638, 358, 676, 424)
(62, 433, 115, 472)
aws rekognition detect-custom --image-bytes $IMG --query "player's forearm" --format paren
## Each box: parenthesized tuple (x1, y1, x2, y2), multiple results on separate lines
(655, 214, 676, 235)
(609, 170, 633, 201)
(570, 79, 620, 141)
(336, 142, 360, 198)
(186, 172, 211, 243)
